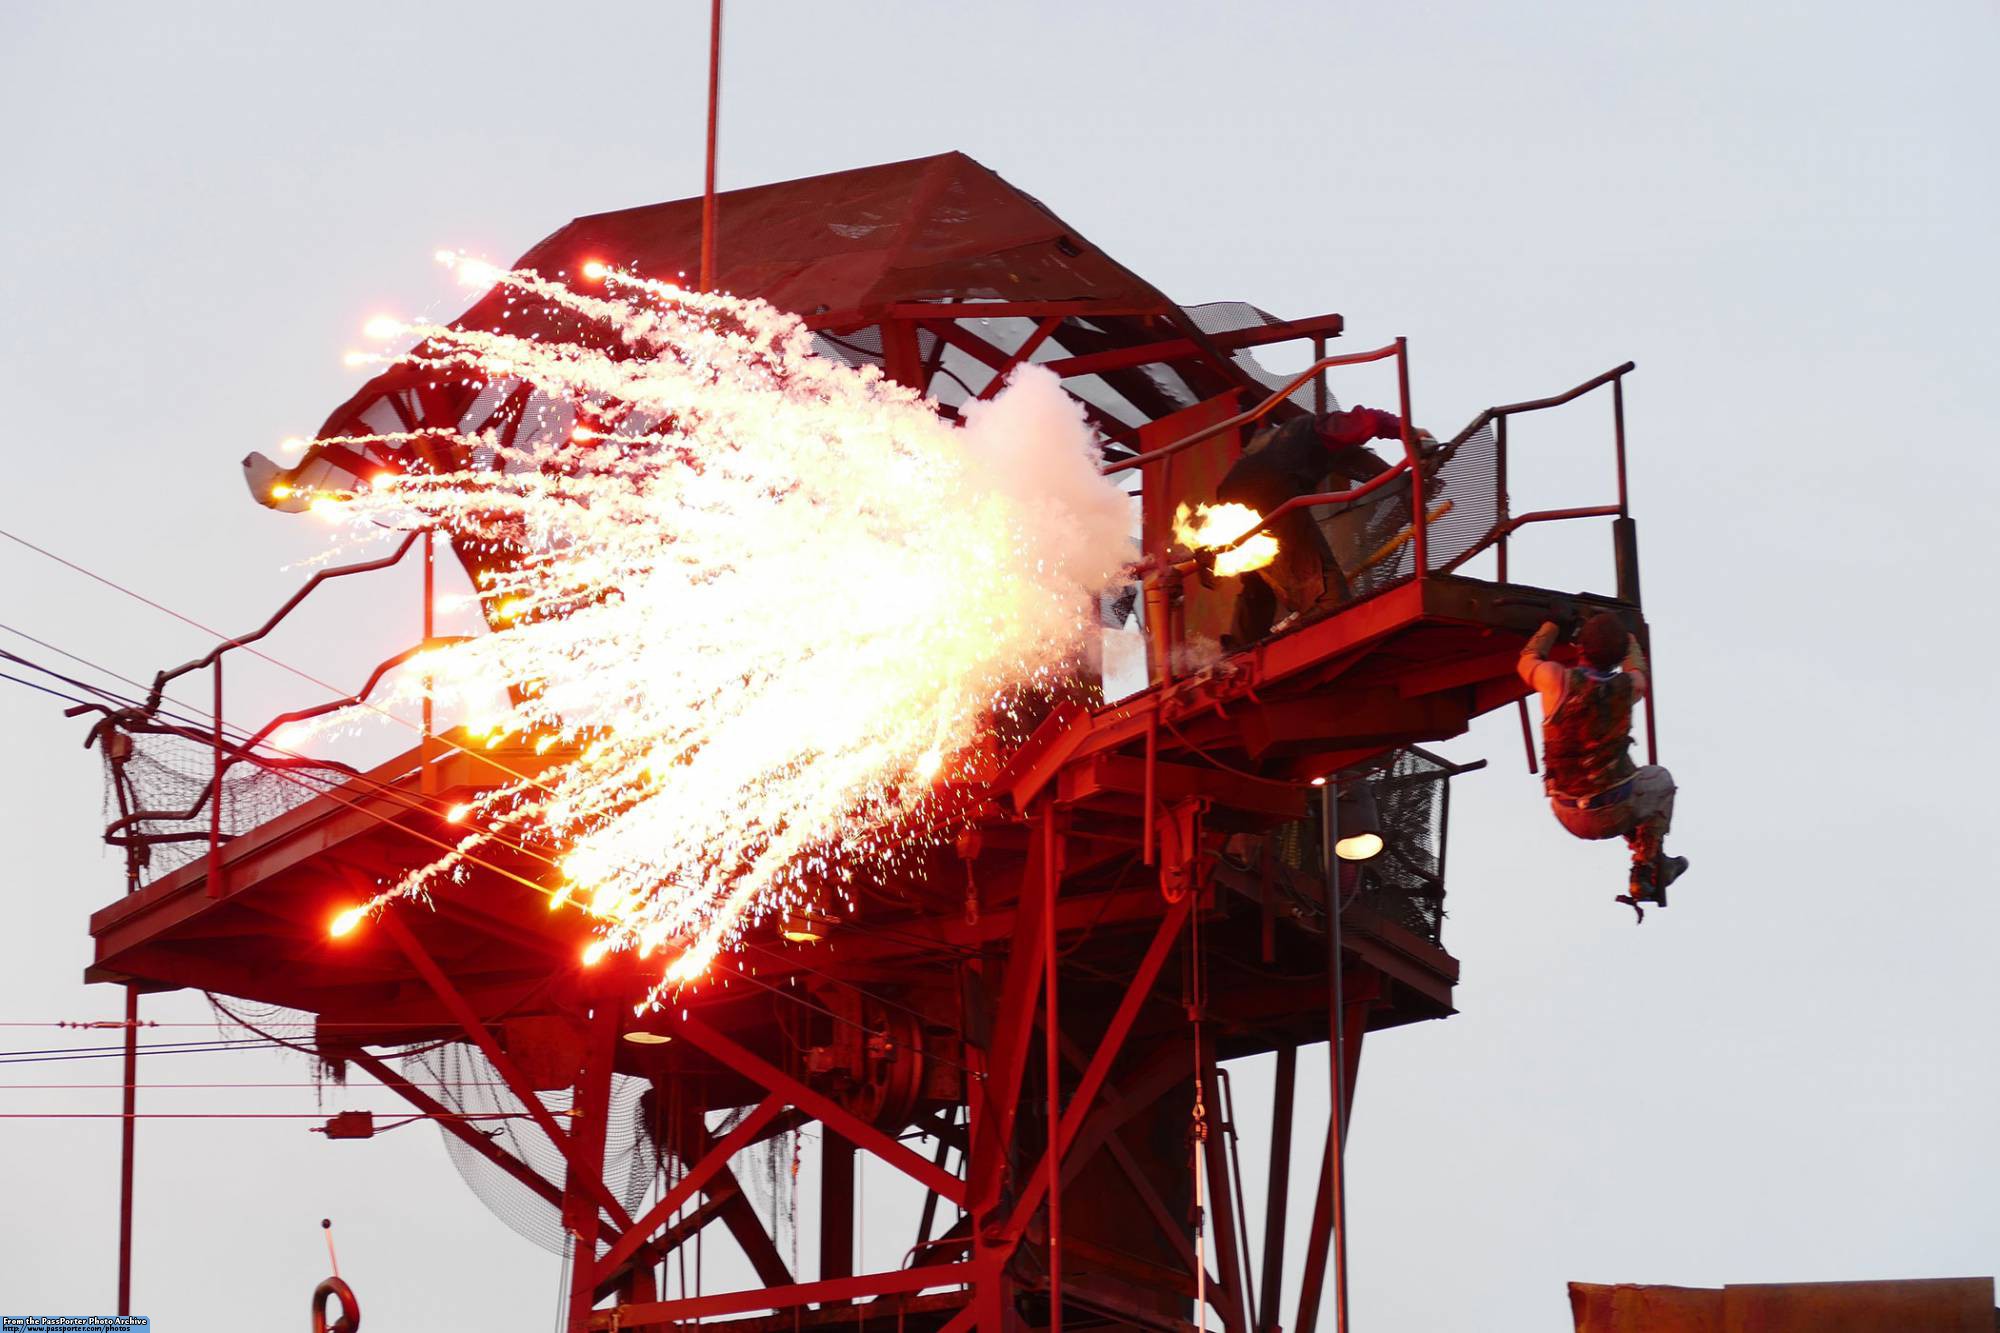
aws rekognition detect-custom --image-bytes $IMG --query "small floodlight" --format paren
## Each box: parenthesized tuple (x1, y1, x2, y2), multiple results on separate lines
(622, 1029, 672, 1046)
(781, 907, 830, 943)
(1333, 783, 1384, 862)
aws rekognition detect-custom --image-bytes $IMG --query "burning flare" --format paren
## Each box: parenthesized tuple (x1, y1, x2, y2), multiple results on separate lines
(316, 260, 1134, 1003)
(1173, 501, 1279, 576)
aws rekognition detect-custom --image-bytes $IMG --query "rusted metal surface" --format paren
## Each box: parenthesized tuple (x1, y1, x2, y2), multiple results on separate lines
(1569, 1278, 1997, 1333)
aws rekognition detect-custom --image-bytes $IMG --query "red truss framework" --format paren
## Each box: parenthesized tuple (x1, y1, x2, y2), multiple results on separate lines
(90, 153, 1660, 1332)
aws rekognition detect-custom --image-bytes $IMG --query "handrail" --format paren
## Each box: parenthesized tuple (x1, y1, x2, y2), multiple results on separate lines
(1490, 504, 1621, 539)
(1449, 361, 1635, 450)
(99, 637, 460, 842)
(1100, 341, 1404, 477)
(1210, 457, 1417, 556)
(235, 638, 468, 753)
(145, 531, 424, 710)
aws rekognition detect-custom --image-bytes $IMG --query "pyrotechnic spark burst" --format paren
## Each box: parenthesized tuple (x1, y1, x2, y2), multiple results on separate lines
(317, 259, 1134, 1003)
(1173, 501, 1279, 576)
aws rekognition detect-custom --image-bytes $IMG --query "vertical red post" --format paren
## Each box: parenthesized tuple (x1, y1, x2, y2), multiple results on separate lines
(1141, 706, 1157, 866)
(564, 1001, 620, 1331)
(821, 1132, 855, 1300)
(116, 983, 137, 1314)
(206, 660, 223, 898)
(1256, 1044, 1297, 1331)
(1395, 337, 1424, 578)
(421, 529, 436, 795)
(1612, 376, 1659, 764)
(1323, 787, 1351, 1333)
(700, 0, 723, 292)
(1041, 806, 1062, 1333)
(1612, 376, 1630, 518)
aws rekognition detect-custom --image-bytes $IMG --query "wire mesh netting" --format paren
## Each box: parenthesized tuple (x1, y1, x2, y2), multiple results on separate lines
(405, 1043, 799, 1262)
(1347, 748, 1453, 943)
(1263, 747, 1455, 947)
(103, 729, 356, 885)
(1321, 420, 1500, 600)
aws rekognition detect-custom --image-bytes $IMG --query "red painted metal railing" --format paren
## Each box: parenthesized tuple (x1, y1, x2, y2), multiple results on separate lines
(86, 530, 446, 891)
(1113, 346, 1649, 758)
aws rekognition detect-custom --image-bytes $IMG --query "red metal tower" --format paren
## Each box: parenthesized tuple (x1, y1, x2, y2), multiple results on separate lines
(84, 153, 1654, 1331)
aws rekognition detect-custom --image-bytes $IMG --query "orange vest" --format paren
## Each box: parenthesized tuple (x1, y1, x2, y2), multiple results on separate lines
(1541, 669, 1638, 800)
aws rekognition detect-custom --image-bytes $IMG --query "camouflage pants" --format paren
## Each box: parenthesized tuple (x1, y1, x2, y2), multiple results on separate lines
(1550, 765, 1676, 863)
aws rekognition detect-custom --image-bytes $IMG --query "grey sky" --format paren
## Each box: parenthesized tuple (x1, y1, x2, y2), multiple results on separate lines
(2, 1, 1996, 1329)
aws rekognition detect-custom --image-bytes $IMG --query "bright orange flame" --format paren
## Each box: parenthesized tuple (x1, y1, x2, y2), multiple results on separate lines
(363, 315, 405, 340)
(1174, 502, 1279, 576)
(329, 906, 367, 938)
(279, 436, 309, 454)
(446, 803, 471, 824)
(580, 259, 608, 281)
(582, 937, 612, 966)
(269, 483, 294, 500)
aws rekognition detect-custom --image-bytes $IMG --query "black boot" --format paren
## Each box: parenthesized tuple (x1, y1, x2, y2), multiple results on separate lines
(1615, 860, 1659, 923)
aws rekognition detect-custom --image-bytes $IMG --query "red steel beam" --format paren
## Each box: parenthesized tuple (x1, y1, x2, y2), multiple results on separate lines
(1294, 1007, 1369, 1333)
(590, 1262, 978, 1327)
(821, 1131, 855, 1299)
(1053, 1031, 1199, 1277)
(563, 1001, 621, 1332)
(345, 1048, 567, 1215)
(879, 301, 1165, 322)
(1041, 807, 1064, 1333)
(1005, 891, 1190, 1234)
(965, 821, 1051, 1214)
(1201, 1042, 1251, 1333)
(1256, 1044, 1297, 1332)
(1041, 313, 1346, 380)
(378, 911, 634, 1232)
(594, 1187, 735, 1304)
(596, 1095, 782, 1277)
(974, 316, 1062, 400)
(670, 1018, 964, 1204)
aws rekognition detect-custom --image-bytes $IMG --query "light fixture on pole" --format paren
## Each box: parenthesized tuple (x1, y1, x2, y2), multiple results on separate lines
(1333, 782, 1383, 862)
(781, 905, 831, 942)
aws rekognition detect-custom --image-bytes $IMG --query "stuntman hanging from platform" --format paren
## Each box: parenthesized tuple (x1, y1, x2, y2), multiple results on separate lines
(1519, 607, 1688, 921)
(1216, 405, 1423, 648)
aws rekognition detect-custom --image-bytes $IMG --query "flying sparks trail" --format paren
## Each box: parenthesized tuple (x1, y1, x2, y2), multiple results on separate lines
(311, 259, 1134, 1005)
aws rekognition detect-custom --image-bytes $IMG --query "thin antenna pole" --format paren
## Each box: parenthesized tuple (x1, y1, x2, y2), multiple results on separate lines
(322, 1218, 341, 1280)
(700, 0, 723, 291)
(116, 985, 137, 1315)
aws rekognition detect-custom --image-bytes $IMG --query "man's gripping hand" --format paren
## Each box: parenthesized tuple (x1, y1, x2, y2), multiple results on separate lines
(1545, 595, 1579, 638)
